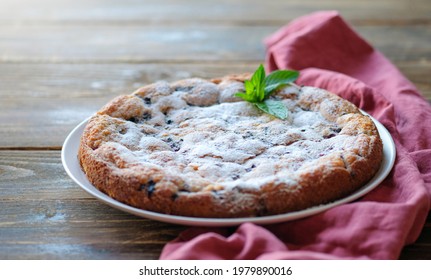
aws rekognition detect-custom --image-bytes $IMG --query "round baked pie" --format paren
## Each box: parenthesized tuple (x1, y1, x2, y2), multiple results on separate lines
(78, 73, 383, 218)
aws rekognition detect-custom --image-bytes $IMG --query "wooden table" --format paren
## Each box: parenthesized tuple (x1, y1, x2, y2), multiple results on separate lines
(1, 0, 430, 260)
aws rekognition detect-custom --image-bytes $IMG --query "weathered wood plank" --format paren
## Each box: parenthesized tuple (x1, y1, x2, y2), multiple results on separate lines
(0, 25, 430, 63)
(397, 61, 431, 100)
(0, 62, 428, 99)
(0, 200, 184, 259)
(0, 98, 101, 148)
(0, 150, 185, 259)
(0, 63, 258, 99)
(0, 25, 266, 62)
(0, 151, 87, 199)
(0, 0, 430, 24)
(0, 243, 166, 260)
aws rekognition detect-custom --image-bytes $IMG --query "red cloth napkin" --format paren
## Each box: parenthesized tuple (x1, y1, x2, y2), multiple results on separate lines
(160, 11, 431, 259)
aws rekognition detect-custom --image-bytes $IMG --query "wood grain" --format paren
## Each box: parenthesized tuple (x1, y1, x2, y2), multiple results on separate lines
(0, 25, 430, 63)
(0, 200, 185, 259)
(0, 151, 185, 259)
(1, 0, 430, 24)
(0, 62, 429, 100)
(0, 151, 86, 199)
(0, 63, 258, 99)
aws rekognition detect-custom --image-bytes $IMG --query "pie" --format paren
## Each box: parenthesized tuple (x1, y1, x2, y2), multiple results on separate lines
(78, 74, 383, 218)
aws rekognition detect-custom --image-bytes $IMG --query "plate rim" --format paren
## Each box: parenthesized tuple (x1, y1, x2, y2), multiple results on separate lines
(61, 114, 396, 227)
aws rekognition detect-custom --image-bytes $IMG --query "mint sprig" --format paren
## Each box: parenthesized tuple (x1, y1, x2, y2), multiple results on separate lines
(234, 65, 299, 119)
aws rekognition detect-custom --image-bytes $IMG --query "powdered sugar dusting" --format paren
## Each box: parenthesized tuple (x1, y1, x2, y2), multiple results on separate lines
(97, 84, 361, 190)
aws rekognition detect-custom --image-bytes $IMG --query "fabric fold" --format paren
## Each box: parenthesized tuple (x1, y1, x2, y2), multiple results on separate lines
(160, 11, 431, 260)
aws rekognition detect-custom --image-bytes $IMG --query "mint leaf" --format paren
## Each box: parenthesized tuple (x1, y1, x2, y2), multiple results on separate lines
(264, 70, 299, 97)
(255, 100, 288, 120)
(250, 64, 266, 102)
(244, 80, 254, 95)
(234, 92, 255, 102)
(233, 64, 298, 119)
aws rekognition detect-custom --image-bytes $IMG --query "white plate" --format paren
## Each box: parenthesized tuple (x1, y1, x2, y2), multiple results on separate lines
(62, 115, 396, 227)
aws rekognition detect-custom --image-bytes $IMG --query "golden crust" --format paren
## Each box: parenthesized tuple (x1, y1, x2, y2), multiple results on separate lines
(78, 74, 383, 218)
